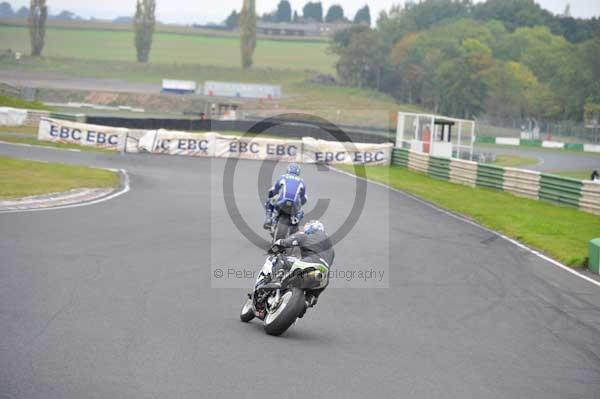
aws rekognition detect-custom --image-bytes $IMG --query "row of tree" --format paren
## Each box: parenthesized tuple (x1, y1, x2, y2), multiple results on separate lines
(225, 1, 371, 29)
(331, 0, 600, 123)
(26, 0, 156, 63)
(1, 1, 80, 21)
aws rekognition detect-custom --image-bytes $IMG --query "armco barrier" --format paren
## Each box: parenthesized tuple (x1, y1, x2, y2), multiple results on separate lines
(542, 141, 565, 149)
(539, 174, 582, 208)
(476, 164, 504, 190)
(584, 144, 600, 153)
(391, 148, 409, 167)
(503, 168, 540, 199)
(475, 136, 496, 144)
(407, 151, 429, 173)
(49, 113, 81, 122)
(449, 158, 477, 187)
(580, 181, 600, 215)
(428, 156, 450, 180)
(390, 147, 599, 217)
(520, 139, 542, 147)
(564, 143, 584, 151)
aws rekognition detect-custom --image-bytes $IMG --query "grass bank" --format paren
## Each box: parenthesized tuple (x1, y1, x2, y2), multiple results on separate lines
(0, 95, 52, 110)
(0, 155, 119, 199)
(337, 165, 600, 267)
(0, 25, 336, 73)
(492, 154, 539, 167)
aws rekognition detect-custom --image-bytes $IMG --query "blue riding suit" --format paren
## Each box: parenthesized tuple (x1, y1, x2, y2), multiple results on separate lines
(265, 173, 307, 223)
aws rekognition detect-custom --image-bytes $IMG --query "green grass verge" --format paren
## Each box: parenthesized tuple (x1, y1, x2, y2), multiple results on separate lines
(0, 155, 119, 199)
(337, 164, 600, 268)
(0, 25, 336, 73)
(0, 125, 37, 134)
(492, 154, 539, 167)
(0, 95, 52, 110)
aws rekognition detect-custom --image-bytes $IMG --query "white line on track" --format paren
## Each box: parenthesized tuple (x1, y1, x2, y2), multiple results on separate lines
(332, 167, 600, 289)
(0, 169, 130, 214)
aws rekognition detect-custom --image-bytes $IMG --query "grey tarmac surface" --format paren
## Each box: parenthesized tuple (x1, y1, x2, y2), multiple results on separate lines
(1, 143, 599, 399)
(476, 144, 600, 173)
(0, 70, 161, 94)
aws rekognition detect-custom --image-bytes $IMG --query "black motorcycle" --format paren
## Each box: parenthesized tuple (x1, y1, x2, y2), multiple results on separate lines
(269, 201, 300, 245)
(240, 251, 328, 336)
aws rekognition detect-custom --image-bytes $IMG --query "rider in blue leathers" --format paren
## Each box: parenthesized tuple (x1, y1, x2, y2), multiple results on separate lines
(263, 163, 307, 230)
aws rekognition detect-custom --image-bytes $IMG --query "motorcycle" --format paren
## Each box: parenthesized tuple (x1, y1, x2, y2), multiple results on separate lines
(268, 200, 301, 245)
(240, 250, 328, 336)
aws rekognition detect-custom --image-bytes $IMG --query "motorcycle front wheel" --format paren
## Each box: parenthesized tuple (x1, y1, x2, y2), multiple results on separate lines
(240, 297, 255, 322)
(263, 287, 306, 336)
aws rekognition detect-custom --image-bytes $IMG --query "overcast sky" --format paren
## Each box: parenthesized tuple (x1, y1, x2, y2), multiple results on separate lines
(7, 0, 600, 24)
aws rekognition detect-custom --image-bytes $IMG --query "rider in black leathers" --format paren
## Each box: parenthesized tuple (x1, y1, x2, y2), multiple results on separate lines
(271, 220, 334, 307)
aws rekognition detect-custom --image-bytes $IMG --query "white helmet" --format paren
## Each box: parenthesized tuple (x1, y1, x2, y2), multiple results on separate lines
(303, 220, 324, 235)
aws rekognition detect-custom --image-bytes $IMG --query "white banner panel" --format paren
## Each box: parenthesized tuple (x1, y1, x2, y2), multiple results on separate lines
(213, 135, 302, 162)
(496, 137, 520, 146)
(301, 137, 393, 165)
(0, 107, 27, 126)
(38, 117, 126, 150)
(137, 130, 216, 157)
(584, 144, 600, 153)
(123, 129, 152, 153)
(542, 141, 564, 149)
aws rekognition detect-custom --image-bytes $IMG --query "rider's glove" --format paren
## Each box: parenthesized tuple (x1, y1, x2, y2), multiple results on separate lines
(270, 239, 284, 253)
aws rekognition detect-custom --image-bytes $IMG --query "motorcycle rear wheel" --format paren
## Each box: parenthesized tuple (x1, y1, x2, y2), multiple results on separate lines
(272, 214, 291, 244)
(263, 287, 306, 336)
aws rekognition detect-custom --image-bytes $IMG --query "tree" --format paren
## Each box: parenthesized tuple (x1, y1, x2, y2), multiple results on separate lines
(0, 2, 14, 18)
(133, 0, 155, 63)
(353, 5, 371, 26)
(332, 28, 385, 89)
(28, 0, 47, 57)
(240, 0, 256, 69)
(303, 2, 323, 22)
(325, 5, 345, 23)
(485, 61, 544, 121)
(293, 10, 300, 22)
(225, 10, 240, 29)
(435, 39, 494, 118)
(16, 6, 29, 18)
(275, 0, 292, 23)
(54, 10, 75, 20)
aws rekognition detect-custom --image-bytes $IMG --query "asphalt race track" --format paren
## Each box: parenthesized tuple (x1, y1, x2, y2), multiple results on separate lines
(1, 143, 599, 399)
(476, 144, 600, 173)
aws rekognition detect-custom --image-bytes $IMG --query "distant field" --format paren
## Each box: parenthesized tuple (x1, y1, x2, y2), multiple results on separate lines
(0, 25, 336, 73)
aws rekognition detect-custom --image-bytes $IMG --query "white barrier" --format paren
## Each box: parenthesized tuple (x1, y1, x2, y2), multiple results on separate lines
(496, 137, 520, 146)
(215, 136, 303, 162)
(584, 144, 600, 153)
(302, 137, 393, 165)
(38, 118, 127, 151)
(137, 130, 215, 157)
(542, 141, 564, 149)
(0, 107, 27, 126)
(37, 118, 392, 165)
